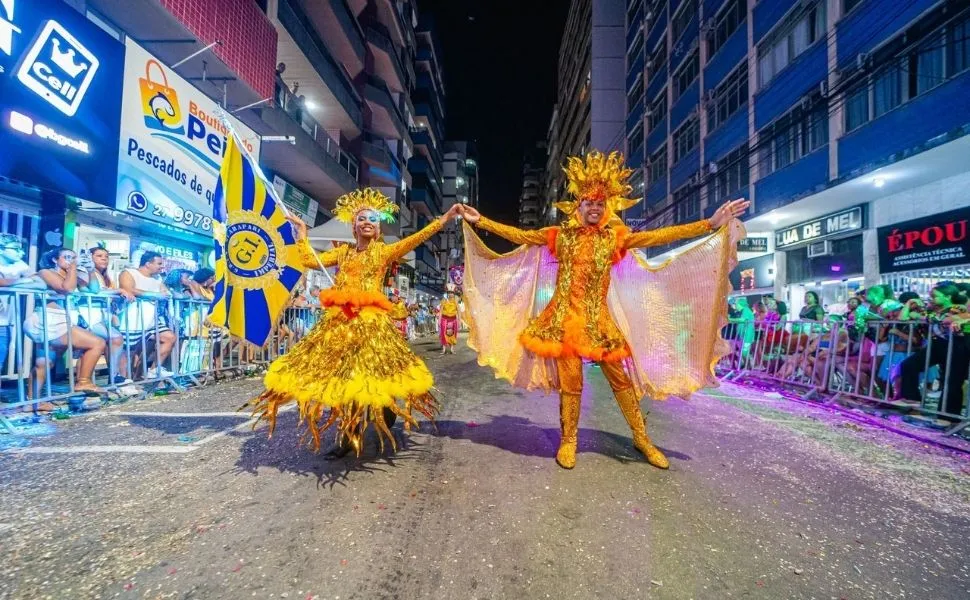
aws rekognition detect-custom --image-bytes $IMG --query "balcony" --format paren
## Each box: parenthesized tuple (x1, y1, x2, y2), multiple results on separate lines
(260, 80, 359, 204)
(360, 137, 402, 187)
(364, 75, 408, 140)
(363, 20, 413, 92)
(410, 127, 443, 171)
(277, 0, 362, 130)
(302, 0, 366, 72)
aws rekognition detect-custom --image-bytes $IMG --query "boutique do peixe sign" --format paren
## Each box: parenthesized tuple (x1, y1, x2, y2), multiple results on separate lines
(878, 207, 969, 274)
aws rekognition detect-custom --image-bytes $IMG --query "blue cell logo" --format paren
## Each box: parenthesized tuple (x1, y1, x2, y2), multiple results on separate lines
(127, 191, 148, 212)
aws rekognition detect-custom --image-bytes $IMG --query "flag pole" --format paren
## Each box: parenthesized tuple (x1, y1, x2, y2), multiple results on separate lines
(214, 108, 335, 286)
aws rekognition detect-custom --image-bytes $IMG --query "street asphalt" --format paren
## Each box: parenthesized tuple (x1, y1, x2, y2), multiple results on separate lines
(2, 336, 969, 600)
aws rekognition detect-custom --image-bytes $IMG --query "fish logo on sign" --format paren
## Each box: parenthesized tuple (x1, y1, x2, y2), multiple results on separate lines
(16, 20, 100, 116)
(138, 59, 184, 134)
(0, 0, 20, 58)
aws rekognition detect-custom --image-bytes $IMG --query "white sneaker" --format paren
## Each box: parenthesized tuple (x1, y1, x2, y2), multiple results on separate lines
(152, 367, 175, 378)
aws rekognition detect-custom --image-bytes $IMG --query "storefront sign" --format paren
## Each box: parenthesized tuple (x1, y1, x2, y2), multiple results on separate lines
(272, 175, 319, 224)
(774, 206, 865, 250)
(131, 239, 200, 273)
(878, 207, 970, 274)
(737, 237, 768, 253)
(730, 254, 774, 293)
(116, 40, 261, 236)
(0, 0, 123, 205)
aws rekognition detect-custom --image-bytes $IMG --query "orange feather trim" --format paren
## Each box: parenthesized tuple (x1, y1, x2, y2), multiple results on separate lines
(319, 289, 393, 312)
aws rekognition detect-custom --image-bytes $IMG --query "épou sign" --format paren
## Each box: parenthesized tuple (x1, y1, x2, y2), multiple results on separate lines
(774, 206, 865, 250)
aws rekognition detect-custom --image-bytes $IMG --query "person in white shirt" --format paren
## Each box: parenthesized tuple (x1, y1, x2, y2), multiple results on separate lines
(0, 234, 44, 380)
(119, 252, 177, 379)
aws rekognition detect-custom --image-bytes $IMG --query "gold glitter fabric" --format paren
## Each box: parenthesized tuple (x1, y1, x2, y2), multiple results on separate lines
(247, 220, 444, 453)
(461, 218, 744, 400)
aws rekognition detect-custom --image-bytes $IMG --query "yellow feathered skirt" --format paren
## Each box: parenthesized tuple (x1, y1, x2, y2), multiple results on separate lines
(247, 306, 438, 453)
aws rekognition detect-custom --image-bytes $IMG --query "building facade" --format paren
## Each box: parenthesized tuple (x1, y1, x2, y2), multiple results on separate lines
(519, 143, 547, 227)
(625, 0, 970, 313)
(545, 0, 627, 215)
(0, 0, 449, 300)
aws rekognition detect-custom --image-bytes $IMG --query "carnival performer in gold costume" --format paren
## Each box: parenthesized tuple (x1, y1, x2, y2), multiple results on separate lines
(459, 151, 748, 469)
(438, 292, 460, 354)
(389, 292, 410, 339)
(248, 188, 461, 456)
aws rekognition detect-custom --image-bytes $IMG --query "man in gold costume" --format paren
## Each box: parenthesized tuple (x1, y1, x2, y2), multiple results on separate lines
(459, 151, 748, 469)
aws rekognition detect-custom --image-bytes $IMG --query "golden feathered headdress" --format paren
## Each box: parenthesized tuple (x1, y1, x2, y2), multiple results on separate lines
(554, 151, 640, 224)
(333, 188, 399, 224)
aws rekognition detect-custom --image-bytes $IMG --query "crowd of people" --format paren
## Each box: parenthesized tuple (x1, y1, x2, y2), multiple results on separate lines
(0, 230, 470, 414)
(0, 233, 235, 412)
(724, 282, 970, 421)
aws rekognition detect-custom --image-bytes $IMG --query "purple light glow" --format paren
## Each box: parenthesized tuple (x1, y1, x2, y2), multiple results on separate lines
(831, 265, 842, 272)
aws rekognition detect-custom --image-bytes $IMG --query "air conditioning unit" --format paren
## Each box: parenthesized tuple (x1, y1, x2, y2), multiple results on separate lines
(807, 240, 832, 258)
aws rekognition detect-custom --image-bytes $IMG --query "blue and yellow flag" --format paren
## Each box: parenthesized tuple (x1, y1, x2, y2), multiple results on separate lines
(209, 135, 305, 347)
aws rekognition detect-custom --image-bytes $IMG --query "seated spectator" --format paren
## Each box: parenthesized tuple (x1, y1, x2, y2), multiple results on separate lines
(119, 252, 176, 379)
(24, 248, 108, 399)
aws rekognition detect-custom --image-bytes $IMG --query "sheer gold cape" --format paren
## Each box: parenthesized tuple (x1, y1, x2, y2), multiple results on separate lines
(461, 220, 744, 399)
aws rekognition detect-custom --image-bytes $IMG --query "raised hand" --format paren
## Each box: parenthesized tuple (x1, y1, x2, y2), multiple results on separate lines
(709, 199, 751, 229)
(459, 205, 481, 224)
(285, 214, 309, 240)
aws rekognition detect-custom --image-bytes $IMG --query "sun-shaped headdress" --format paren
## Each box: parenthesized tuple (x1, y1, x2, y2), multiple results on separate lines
(333, 187, 399, 224)
(555, 151, 640, 224)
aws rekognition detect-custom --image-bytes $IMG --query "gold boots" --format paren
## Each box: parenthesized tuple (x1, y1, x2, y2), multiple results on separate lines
(614, 387, 669, 469)
(555, 392, 581, 469)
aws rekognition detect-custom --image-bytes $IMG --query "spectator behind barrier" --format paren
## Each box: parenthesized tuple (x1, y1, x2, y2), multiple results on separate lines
(119, 251, 177, 379)
(76, 247, 131, 383)
(25, 248, 109, 400)
(0, 234, 44, 382)
(898, 281, 970, 420)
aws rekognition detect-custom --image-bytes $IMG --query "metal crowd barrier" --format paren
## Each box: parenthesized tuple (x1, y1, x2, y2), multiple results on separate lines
(0, 289, 323, 431)
(718, 318, 970, 436)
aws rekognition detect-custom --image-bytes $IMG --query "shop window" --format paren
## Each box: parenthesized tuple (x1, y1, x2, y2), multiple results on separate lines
(786, 234, 864, 283)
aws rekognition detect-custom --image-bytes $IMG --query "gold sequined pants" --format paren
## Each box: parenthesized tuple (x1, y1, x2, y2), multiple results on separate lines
(557, 356, 633, 395)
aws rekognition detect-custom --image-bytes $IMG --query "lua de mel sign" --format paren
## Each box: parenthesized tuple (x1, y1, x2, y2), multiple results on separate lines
(774, 206, 865, 250)
(116, 39, 261, 236)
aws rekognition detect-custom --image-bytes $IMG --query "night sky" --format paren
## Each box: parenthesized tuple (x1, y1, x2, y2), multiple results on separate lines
(419, 0, 569, 227)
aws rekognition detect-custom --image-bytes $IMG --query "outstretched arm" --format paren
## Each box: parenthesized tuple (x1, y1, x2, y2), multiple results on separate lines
(383, 204, 462, 262)
(624, 199, 749, 250)
(286, 215, 343, 268)
(461, 206, 552, 246)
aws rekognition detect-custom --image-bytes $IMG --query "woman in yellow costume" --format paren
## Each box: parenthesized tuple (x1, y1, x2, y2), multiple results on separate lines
(459, 151, 748, 470)
(438, 292, 460, 354)
(389, 291, 410, 339)
(249, 188, 461, 457)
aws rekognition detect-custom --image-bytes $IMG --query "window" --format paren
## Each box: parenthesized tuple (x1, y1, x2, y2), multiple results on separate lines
(674, 52, 699, 99)
(844, 86, 869, 132)
(912, 32, 945, 94)
(707, 64, 748, 131)
(709, 0, 745, 57)
(648, 91, 667, 131)
(872, 66, 903, 118)
(949, 19, 970, 76)
(648, 147, 667, 184)
(628, 124, 644, 160)
(843, 0, 864, 15)
(759, 102, 828, 175)
(647, 41, 666, 82)
(710, 144, 749, 205)
(627, 76, 644, 110)
(673, 184, 701, 223)
(627, 0, 644, 23)
(673, 118, 699, 162)
(757, 3, 826, 88)
(672, 0, 697, 42)
(629, 33, 645, 66)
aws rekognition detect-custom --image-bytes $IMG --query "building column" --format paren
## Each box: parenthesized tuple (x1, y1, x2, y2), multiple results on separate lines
(862, 228, 881, 287)
(773, 250, 787, 300)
